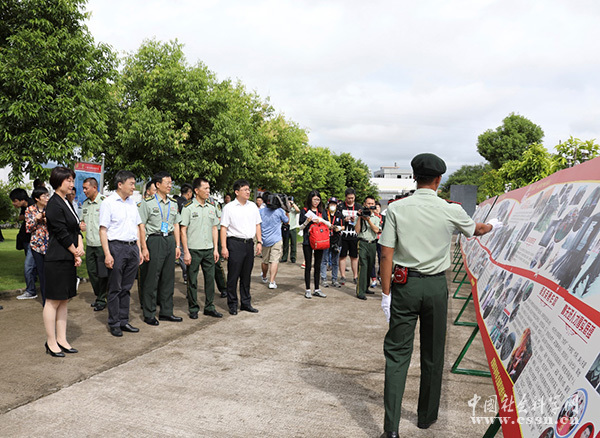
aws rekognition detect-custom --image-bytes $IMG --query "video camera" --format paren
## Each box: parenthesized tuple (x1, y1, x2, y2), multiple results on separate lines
(359, 205, 377, 218)
(264, 192, 292, 212)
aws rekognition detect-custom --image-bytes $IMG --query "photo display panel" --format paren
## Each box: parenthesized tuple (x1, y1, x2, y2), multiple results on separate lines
(462, 157, 600, 438)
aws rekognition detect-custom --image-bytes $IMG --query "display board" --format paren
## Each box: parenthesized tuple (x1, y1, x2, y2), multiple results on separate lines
(461, 157, 600, 438)
(74, 161, 103, 211)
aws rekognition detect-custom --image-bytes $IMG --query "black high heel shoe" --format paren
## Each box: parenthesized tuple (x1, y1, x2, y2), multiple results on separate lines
(57, 343, 78, 354)
(45, 342, 65, 358)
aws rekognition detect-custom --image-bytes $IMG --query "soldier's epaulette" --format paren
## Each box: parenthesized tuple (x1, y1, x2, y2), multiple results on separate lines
(137, 201, 142, 207)
(445, 199, 462, 205)
(168, 195, 177, 203)
(184, 200, 193, 208)
(144, 195, 154, 202)
(99, 195, 105, 201)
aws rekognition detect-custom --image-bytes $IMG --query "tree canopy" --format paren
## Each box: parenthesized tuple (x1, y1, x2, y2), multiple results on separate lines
(445, 113, 599, 202)
(0, 0, 116, 183)
(0, 3, 378, 201)
(476, 113, 544, 169)
(334, 152, 379, 202)
(439, 163, 490, 203)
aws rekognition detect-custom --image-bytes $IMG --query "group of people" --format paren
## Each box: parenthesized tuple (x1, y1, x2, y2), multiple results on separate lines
(7, 170, 263, 353)
(8, 167, 390, 349)
(249, 186, 389, 304)
(7, 151, 504, 435)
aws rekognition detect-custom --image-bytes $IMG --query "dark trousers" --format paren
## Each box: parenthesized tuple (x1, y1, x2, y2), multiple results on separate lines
(107, 241, 139, 328)
(86, 245, 108, 306)
(214, 238, 226, 292)
(371, 242, 382, 279)
(226, 238, 254, 311)
(281, 228, 297, 262)
(357, 240, 376, 298)
(140, 234, 176, 319)
(187, 248, 216, 313)
(31, 250, 46, 305)
(177, 251, 188, 281)
(383, 275, 448, 432)
(302, 244, 323, 290)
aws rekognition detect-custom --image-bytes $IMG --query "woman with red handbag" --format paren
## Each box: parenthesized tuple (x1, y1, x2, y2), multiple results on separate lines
(299, 190, 329, 299)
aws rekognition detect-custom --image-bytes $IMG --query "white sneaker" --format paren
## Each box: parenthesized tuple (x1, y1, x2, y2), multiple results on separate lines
(304, 289, 312, 299)
(268, 282, 277, 289)
(17, 292, 37, 300)
(313, 289, 327, 298)
(261, 276, 268, 283)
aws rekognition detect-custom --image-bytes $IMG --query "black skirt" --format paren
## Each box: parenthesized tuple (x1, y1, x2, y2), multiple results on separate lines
(44, 260, 77, 300)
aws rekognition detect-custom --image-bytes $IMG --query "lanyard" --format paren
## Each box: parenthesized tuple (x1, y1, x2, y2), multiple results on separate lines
(155, 195, 171, 222)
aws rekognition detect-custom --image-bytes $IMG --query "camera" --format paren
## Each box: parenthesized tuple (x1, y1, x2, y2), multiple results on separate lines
(264, 192, 291, 212)
(359, 206, 376, 218)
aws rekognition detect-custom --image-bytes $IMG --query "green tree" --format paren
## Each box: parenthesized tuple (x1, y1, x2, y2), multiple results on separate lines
(288, 146, 345, 204)
(0, 0, 117, 183)
(106, 39, 273, 193)
(551, 136, 600, 172)
(497, 143, 553, 190)
(479, 168, 505, 200)
(247, 114, 309, 196)
(477, 113, 544, 169)
(334, 152, 379, 201)
(0, 182, 17, 222)
(103, 38, 373, 200)
(439, 163, 491, 203)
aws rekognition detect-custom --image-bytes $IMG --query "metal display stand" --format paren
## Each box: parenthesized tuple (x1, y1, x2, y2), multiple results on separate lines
(453, 292, 477, 327)
(482, 414, 501, 438)
(451, 325, 491, 378)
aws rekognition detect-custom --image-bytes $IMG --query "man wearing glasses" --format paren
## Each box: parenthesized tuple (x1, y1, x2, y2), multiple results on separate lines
(220, 179, 262, 315)
(138, 171, 183, 325)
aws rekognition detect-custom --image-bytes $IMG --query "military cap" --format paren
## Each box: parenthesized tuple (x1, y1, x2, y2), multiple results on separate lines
(411, 153, 447, 176)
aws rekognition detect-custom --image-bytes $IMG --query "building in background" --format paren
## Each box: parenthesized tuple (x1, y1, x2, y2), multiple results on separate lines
(371, 163, 416, 209)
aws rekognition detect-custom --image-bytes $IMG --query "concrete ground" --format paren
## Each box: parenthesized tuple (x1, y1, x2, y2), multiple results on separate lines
(0, 249, 502, 437)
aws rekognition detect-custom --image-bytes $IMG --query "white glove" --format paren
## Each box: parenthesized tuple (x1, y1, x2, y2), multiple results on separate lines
(487, 218, 503, 231)
(381, 293, 391, 323)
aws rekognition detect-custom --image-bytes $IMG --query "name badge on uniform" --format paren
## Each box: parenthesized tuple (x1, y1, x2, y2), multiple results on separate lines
(161, 221, 169, 235)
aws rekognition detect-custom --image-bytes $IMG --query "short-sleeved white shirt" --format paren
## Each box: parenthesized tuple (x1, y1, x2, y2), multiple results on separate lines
(220, 198, 262, 239)
(99, 193, 142, 242)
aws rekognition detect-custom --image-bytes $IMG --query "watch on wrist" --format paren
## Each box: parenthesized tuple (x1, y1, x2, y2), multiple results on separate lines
(257, 241, 262, 245)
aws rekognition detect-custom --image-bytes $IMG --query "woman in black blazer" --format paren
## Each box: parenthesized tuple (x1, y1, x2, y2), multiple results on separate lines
(43, 167, 84, 357)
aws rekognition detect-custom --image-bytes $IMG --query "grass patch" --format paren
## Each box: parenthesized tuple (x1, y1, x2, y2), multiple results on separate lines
(0, 228, 88, 292)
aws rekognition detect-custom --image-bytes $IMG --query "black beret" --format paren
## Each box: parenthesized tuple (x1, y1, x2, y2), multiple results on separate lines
(411, 153, 447, 176)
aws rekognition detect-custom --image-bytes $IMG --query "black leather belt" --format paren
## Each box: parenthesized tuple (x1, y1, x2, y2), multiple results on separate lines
(228, 236, 254, 244)
(149, 232, 173, 237)
(407, 271, 445, 278)
(359, 238, 377, 244)
(110, 240, 137, 246)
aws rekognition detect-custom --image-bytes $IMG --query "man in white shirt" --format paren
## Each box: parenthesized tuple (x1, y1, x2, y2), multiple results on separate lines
(220, 179, 262, 315)
(99, 170, 146, 337)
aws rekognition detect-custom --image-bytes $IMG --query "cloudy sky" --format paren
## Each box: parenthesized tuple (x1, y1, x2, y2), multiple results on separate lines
(84, 0, 600, 175)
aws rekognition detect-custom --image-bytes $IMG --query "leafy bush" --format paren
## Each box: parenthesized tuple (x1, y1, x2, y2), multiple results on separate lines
(0, 182, 19, 223)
